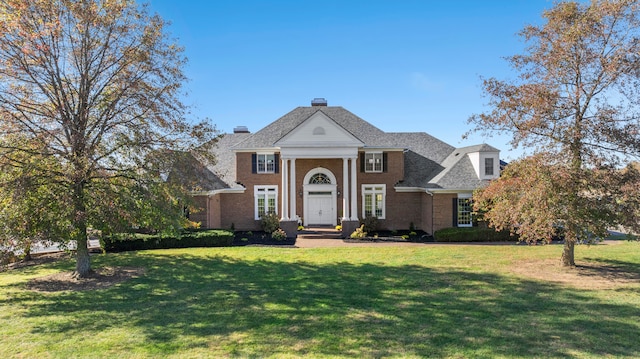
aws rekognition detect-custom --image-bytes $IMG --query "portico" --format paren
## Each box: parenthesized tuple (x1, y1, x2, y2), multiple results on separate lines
(275, 110, 364, 234)
(279, 157, 359, 227)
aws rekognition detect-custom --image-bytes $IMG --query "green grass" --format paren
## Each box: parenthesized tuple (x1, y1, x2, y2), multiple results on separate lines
(1, 243, 639, 358)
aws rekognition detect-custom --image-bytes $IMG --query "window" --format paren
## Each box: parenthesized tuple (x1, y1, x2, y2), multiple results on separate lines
(362, 185, 385, 219)
(255, 186, 277, 219)
(457, 197, 473, 227)
(257, 153, 275, 173)
(484, 157, 494, 176)
(364, 152, 383, 173)
(309, 173, 332, 184)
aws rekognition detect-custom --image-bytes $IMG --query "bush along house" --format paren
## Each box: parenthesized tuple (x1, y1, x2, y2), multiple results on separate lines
(186, 98, 501, 238)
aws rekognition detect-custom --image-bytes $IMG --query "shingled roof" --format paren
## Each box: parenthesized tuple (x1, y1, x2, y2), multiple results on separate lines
(202, 105, 498, 191)
(232, 106, 387, 149)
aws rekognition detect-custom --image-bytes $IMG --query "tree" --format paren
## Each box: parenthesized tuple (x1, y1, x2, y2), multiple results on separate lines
(0, 0, 218, 276)
(0, 139, 72, 261)
(468, 0, 640, 266)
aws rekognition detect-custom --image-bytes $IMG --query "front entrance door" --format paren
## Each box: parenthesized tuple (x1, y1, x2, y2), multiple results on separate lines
(307, 192, 334, 225)
(302, 167, 338, 227)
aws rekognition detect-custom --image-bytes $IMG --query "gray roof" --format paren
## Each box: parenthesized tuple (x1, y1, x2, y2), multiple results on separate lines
(205, 132, 252, 189)
(166, 151, 229, 192)
(233, 107, 387, 149)
(202, 106, 498, 191)
(427, 144, 498, 190)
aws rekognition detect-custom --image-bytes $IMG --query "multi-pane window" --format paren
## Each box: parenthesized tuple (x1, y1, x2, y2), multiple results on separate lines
(484, 157, 494, 176)
(257, 153, 275, 173)
(457, 197, 473, 227)
(255, 186, 277, 219)
(309, 173, 331, 184)
(362, 185, 385, 219)
(364, 152, 383, 173)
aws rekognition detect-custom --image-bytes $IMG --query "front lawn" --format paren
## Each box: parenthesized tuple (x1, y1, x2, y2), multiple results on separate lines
(1, 242, 639, 358)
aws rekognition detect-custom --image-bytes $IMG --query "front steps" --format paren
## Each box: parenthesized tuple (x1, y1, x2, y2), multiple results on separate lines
(297, 227, 343, 240)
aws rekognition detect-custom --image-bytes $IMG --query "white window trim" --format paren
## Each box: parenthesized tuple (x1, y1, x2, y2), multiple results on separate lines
(457, 193, 473, 227)
(484, 157, 494, 176)
(364, 152, 383, 173)
(361, 184, 386, 219)
(254, 185, 278, 220)
(256, 152, 276, 174)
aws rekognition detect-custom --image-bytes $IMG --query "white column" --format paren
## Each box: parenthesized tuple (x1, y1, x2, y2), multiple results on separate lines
(289, 158, 297, 221)
(342, 157, 349, 220)
(281, 158, 289, 220)
(350, 157, 358, 221)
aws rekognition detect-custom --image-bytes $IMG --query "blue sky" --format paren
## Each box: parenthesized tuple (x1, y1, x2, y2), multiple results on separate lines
(147, 0, 557, 161)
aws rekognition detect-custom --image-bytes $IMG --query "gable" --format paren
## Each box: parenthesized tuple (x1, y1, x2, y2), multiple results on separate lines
(275, 111, 364, 148)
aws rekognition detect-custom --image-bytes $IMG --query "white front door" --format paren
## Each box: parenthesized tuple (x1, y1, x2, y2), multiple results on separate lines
(307, 193, 334, 225)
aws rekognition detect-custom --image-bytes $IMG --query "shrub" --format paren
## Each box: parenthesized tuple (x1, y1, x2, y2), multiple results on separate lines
(102, 229, 234, 252)
(350, 225, 367, 239)
(183, 220, 201, 229)
(297, 225, 304, 231)
(271, 228, 287, 241)
(434, 227, 516, 242)
(361, 216, 378, 233)
(260, 213, 280, 234)
(335, 225, 342, 231)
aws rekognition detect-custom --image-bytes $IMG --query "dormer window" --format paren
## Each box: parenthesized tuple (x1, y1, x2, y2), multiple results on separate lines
(484, 157, 494, 176)
(364, 152, 383, 173)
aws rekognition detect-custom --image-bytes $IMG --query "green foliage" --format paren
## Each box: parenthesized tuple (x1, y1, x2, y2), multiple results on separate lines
(0, 0, 219, 276)
(271, 228, 287, 241)
(361, 216, 378, 233)
(0, 141, 73, 260)
(260, 213, 280, 234)
(434, 227, 516, 242)
(350, 225, 367, 239)
(102, 229, 233, 252)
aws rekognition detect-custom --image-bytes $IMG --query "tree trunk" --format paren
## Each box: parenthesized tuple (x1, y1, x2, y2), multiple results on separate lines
(75, 238, 90, 278)
(72, 181, 91, 278)
(561, 238, 576, 267)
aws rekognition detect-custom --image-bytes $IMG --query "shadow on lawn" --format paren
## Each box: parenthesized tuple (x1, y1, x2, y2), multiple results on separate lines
(8, 252, 640, 358)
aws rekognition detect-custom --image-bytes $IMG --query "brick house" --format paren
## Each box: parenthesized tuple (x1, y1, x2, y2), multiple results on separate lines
(187, 99, 500, 237)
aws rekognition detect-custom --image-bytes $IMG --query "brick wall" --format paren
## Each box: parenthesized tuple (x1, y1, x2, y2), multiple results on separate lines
(433, 193, 456, 232)
(204, 151, 459, 233)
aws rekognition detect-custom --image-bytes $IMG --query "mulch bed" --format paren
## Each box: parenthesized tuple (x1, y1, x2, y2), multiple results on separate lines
(233, 231, 296, 247)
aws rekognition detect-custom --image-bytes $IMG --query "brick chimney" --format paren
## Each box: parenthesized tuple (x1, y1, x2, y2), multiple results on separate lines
(233, 126, 249, 133)
(311, 98, 327, 106)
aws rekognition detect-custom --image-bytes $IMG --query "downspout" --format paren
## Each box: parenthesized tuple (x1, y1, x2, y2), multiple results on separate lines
(425, 189, 434, 236)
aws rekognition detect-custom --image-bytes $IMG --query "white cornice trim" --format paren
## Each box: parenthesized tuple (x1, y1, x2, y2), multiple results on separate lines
(191, 187, 246, 196)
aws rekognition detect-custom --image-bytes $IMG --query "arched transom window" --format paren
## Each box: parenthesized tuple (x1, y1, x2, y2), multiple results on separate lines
(309, 173, 332, 184)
